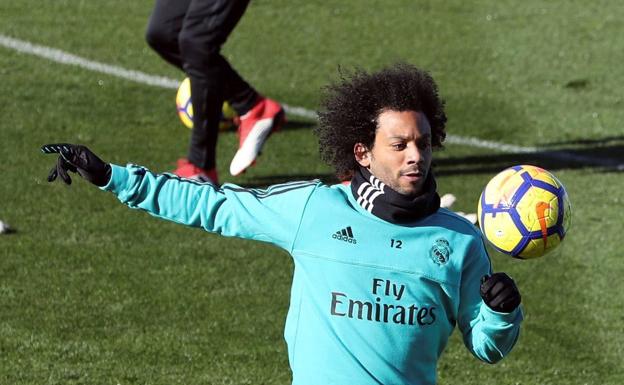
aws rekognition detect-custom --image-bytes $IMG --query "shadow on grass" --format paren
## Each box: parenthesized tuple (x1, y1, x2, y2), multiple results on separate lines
(434, 141, 624, 176)
(538, 135, 624, 147)
(280, 119, 316, 131)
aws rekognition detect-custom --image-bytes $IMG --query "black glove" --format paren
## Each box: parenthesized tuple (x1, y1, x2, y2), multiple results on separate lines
(41, 143, 111, 187)
(480, 273, 521, 313)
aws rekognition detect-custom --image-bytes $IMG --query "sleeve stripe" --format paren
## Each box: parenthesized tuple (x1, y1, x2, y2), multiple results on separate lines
(146, 169, 318, 199)
(221, 180, 319, 199)
(154, 172, 221, 187)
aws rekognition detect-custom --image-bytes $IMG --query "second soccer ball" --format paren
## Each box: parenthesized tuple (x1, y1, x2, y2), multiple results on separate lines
(175, 77, 238, 131)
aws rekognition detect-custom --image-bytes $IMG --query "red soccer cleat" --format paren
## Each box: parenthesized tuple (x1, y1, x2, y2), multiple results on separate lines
(173, 158, 219, 185)
(229, 96, 285, 176)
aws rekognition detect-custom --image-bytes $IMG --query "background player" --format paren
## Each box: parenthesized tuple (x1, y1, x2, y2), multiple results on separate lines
(145, 0, 285, 183)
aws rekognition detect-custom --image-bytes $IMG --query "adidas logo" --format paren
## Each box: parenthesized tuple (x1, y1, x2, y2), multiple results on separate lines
(332, 226, 357, 244)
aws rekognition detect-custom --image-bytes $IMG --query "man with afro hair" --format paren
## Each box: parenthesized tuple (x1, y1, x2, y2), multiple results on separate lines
(43, 63, 523, 385)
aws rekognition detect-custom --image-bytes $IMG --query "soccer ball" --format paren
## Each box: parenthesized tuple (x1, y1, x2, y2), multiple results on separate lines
(175, 77, 238, 131)
(477, 165, 571, 259)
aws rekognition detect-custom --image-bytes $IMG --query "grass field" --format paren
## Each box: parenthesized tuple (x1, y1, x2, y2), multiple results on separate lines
(1, 0, 623, 384)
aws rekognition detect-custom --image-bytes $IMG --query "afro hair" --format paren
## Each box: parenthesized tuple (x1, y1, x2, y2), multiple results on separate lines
(315, 63, 447, 180)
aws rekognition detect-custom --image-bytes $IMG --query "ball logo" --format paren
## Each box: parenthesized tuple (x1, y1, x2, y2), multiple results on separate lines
(430, 238, 452, 265)
(535, 201, 551, 249)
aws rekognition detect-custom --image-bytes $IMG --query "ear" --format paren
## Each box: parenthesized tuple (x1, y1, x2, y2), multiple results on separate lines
(354, 143, 371, 168)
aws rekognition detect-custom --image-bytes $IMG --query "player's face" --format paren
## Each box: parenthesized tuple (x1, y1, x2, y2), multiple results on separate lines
(355, 110, 432, 197)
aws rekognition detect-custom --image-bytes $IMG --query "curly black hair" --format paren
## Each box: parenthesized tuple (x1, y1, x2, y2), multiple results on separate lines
(315, 63, 447, 180)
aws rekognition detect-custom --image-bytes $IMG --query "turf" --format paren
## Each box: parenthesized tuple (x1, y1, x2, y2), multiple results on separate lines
(1, 0, 623, 384)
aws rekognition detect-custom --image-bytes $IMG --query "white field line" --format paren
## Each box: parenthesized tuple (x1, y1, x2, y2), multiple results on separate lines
(0, 35, 180, 89)
(1, 34, 621, 169)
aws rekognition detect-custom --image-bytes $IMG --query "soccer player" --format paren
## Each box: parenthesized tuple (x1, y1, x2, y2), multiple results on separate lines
(42, 63, 522, 385)
(145, 0, 285, 183)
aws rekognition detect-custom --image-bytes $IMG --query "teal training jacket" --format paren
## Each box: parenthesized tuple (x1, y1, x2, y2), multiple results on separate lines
(102, 164, 523, 385)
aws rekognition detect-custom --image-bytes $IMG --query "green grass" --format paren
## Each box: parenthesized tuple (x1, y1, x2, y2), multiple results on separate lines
(1, 0, 623, 384)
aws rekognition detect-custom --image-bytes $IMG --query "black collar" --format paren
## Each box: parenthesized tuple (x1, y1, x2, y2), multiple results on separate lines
(350, 166, 440, 224)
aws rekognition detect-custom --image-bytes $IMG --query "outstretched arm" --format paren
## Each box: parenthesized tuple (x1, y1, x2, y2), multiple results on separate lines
(42, 143, 318, 251)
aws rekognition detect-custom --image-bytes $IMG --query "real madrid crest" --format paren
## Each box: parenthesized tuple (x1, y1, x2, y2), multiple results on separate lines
(430, 238, 452, 265)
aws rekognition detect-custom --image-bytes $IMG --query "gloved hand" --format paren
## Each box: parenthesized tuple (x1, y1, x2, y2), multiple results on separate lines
(41, 143, 111, 187)
(480, 273, 521, 313)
